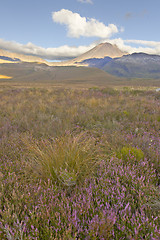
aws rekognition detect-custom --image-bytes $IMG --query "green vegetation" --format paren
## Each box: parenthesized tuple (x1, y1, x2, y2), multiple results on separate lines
(117, 146, 144, 164)
(0, 83, 159, 239)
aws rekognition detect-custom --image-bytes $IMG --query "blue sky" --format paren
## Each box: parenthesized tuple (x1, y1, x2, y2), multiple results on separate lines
(0, 0, 160, 60)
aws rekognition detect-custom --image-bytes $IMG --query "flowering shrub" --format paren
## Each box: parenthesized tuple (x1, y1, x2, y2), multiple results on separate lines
(117, 146, 144, 163)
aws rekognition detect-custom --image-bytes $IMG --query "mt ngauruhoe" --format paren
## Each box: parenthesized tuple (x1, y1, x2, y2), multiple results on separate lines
(67, 42, 127, 65)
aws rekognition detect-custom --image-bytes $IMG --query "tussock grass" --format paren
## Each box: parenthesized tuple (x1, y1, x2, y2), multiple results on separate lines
(22, 132, 100, 186)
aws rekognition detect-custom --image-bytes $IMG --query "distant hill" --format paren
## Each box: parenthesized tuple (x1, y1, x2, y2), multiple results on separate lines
(102, 53, 160, 78)
(1, 61, 160, 87)
(0, 49, 47, 64)
(0, 56, 21, 62)
(0, 62, 123, 86)
(79, 56, 112, 68)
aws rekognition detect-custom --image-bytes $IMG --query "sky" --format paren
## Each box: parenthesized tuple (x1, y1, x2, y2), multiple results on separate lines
(0, 0, 160, 60)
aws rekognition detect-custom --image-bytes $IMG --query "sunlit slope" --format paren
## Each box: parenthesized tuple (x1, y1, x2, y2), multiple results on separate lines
(0, 74, 12, 79)
(50, 42, 127, 66)
(71, 42, 126, 63)
(0, 49, 48, 64)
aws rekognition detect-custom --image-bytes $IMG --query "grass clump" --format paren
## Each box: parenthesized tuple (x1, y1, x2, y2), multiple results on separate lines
(22, 132, 100, 186)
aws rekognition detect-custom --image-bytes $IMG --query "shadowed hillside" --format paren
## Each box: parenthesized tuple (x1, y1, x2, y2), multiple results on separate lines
(0, 48, 47, 64)
(103, 53, 160, 79)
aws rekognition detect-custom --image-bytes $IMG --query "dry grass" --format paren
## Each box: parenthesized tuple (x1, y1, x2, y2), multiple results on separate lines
(21, 132, 100, 186)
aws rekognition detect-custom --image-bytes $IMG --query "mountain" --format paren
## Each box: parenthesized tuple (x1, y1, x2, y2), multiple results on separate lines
(67, 42, 127, 66)
(102, 53, 160, 78)
(50, 42, 127, 66)
(0, 49, 48, 64)
(79, 56, 112, 68)
(74, 42, 126, 62)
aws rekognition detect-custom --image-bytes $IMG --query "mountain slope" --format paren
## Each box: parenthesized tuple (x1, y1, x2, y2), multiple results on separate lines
(80, 56, 112, 68)
(68, 42, 127, 65)
(102, 53, 160, 78)
(0, 49, 48, 64)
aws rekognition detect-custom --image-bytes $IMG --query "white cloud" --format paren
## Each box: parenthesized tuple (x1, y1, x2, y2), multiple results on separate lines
(105, 38, 160, 55)
(0, 38, 96, 60)
(52, 9, 118, 38)
(77, 0, 93, 4)
(124, 39, 160, 48)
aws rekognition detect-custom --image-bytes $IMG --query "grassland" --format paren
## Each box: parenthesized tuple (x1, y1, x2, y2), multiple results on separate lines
(0, 81, 159, 239)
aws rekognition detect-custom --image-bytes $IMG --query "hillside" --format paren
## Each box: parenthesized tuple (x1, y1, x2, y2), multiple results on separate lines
(72, 42, 126, 63)
(0, 49, 48, 64)
(0, 62, 123, 86)
(102, 53, 160, 78)
(80, 56, 112, 68)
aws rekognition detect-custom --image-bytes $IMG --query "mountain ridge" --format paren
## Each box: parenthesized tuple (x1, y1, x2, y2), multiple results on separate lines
(102, 52, 160, 78)
(0, 49, 48, 64)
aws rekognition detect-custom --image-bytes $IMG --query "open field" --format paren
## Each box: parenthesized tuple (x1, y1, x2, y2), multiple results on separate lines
(0, 81, 159, 239)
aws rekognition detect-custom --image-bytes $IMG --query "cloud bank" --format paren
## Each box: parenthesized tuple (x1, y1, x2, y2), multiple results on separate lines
(52, 9, 118, 38)
(0, 39, 96, 60)
(1, 38, 160, 61)
(106, 38, 160, 55)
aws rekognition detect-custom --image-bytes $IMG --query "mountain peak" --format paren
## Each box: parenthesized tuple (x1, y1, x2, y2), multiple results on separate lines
(67, 42, 127, 66)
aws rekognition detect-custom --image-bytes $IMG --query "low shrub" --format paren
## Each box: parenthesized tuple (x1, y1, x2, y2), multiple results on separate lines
(117, 146, 144, 163)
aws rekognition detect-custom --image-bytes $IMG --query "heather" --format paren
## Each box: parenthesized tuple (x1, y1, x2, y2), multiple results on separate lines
(0, 84, 159, 239)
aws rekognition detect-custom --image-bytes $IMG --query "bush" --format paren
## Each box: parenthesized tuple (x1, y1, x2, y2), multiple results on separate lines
(117, 146, 144, 163)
